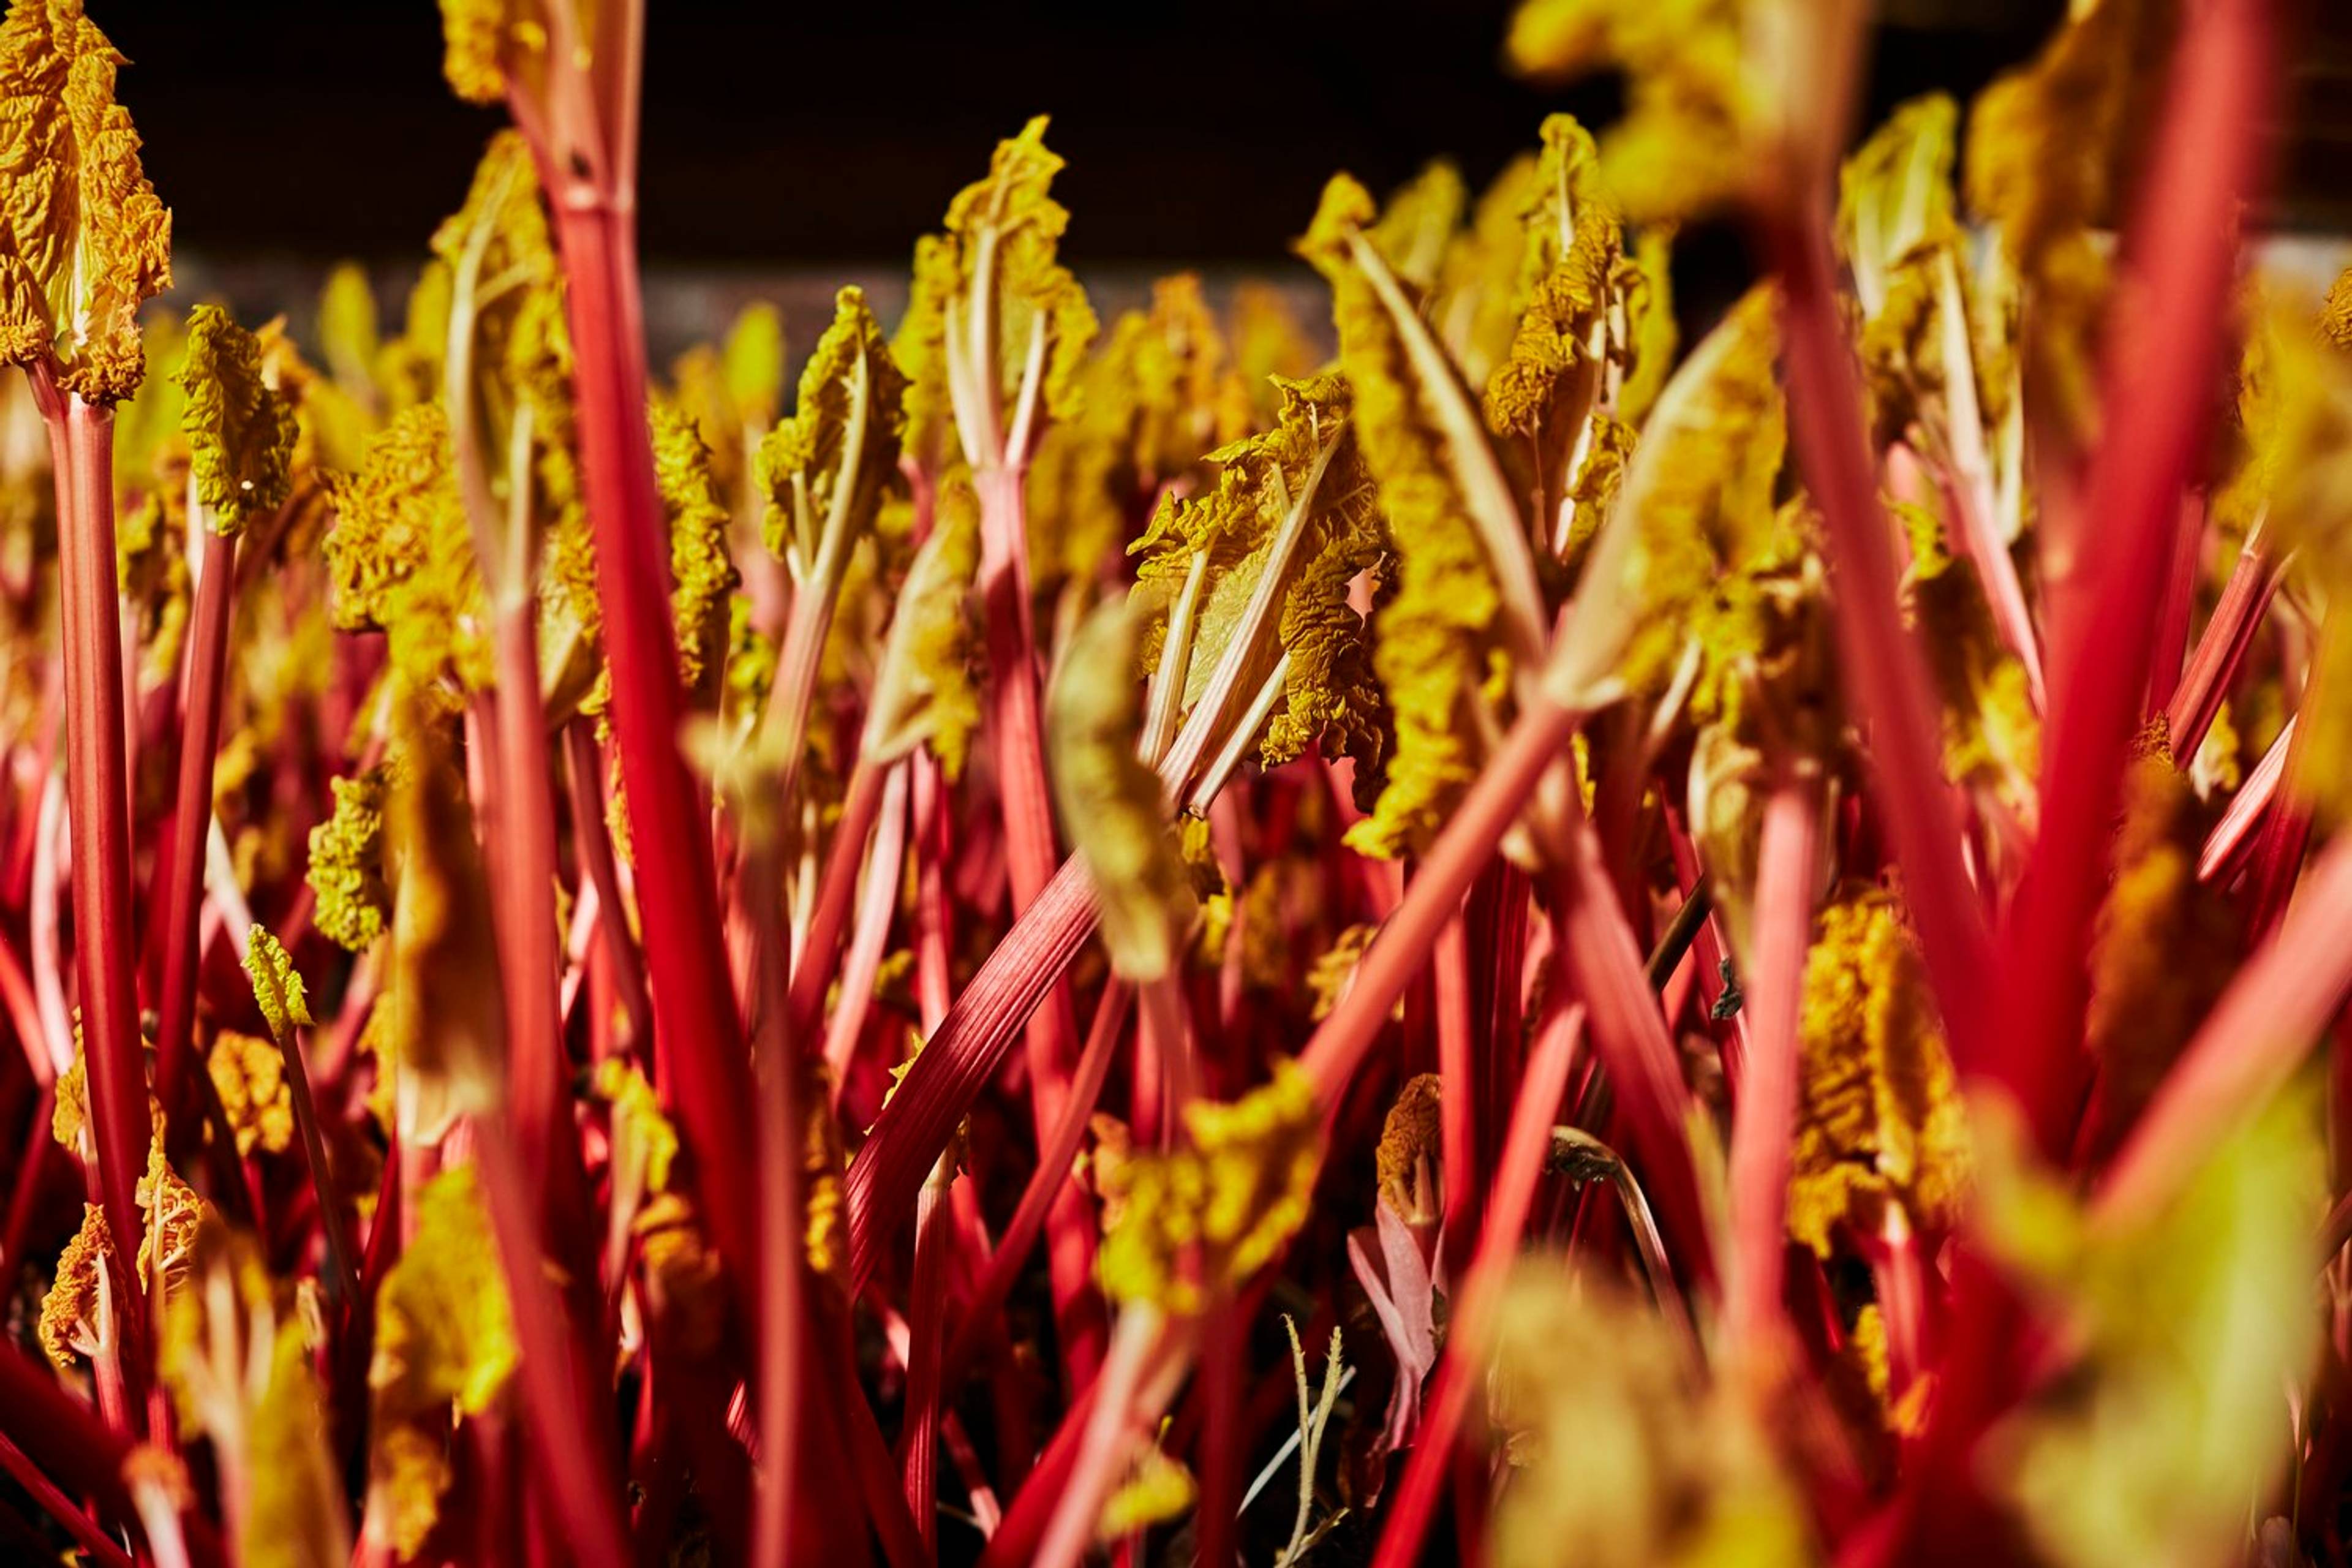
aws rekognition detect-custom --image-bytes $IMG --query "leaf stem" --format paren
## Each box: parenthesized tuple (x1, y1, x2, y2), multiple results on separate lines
(546, 197, 756, 1289)
(153, 527, 238, 1145)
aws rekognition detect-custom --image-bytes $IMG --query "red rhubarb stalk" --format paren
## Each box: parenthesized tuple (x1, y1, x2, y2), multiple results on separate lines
(53, 394, 150, 1381)
(972, 461, 1104, 1382)
(547, 194, 756, 1281)
(1300, 696, 1581, 1099)
(472, 1124, 631, 1568)
(846, 856, 1101, 1294)
(2200, 714, 2292, 884)
(1723, 770, 1822, 1362)
(1763, 219, 1997, 1080)
(2168, 521, 2281, 761)
(153, 526, 237, 1138)
(942, 981, 1136, 1387)
(1371, 1000, 1588, 1568)
(1991, 0, 2270, 1153)
(564, 722, 651, 1056)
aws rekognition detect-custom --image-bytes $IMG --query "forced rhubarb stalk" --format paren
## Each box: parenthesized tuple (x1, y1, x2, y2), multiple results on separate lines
(2199, 714, 2292, 884)
(785, 755, 888, 1039)
(900, 1147, 956, 1555)
(1988, 0, 2270, 1154)
(552, 198, 755, 1274)
(1371, 1000, 1588, 1568)
(564, 722, 650, 1054)
(1540, 810, 1715, 1288)
(54, 394, 150, 1370)
(472, 1124, 631, 1568)
(1028, 1305, 1199, 1568)
(1762, 217, 1997, 1080)
(847, 854, 1100, 1293)
(823, 762, 912, 1098)
(152, 526, 237, 1138)
(1722, 770, 1822, 1364)
(748, 835, 808, 1568)
(1433, 913, 1482, 1275)
(942, 982, 1136, 1386)
(2147, 494, 2206, 716)
(973, 461, 1103, 1381)
(2169, 520, 2282, 761)
(0, 1427, 132, 1568)
(0, 1340, 223, 1564)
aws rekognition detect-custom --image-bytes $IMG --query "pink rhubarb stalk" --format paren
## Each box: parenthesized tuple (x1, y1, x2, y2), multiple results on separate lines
(1723, 769, 1822, 1364)
(2168, 521, 2282, 763)
(536, 163, 756, 1285)
(1371, 1000, 1588, 1568)
(1989, 0, 2270, 1154)
(1762, 218, 1997, 1081)
(153, 526, 238, 1142)
(52, 393, 151, 1387)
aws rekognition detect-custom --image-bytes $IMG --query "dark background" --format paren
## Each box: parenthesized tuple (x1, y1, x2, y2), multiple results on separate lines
(99, 0, 2352, 275)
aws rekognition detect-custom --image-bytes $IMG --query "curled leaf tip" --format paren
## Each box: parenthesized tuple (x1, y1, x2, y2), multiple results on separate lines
(0, 0, 173, 402)
(244, 927, 314, 1041)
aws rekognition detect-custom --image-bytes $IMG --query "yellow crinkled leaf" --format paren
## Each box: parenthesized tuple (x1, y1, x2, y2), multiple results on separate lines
(432, 133, 594, 665)
(650, 398, 740, 706)
(1228, 281, 1320, 424)
(2238, 300, 2352, 820)
(323, 402, 489, 701)
(307, 764, 392, 953)
(1617, 229, 1677, 430)
(2326, 267, 2352, 353)
(1787, 889, 1969, 1256)
(1368, 162, 1466, 294)
(1129, 371, 1387, 783)
(1591, 285, 1801, 733)
(316, 262, 380, 402)
(595, 1056, 676, 1256)
(37, 1202, 111, 1367)
(758, 285, 908, 570)
(1502, 0, 1749, 228)
(1429, 153, 1544, 393)
(113, 309, 187, 496)
(860, 474, 982, 777)
(1838, 95, 1960, 320)
(1374, 1071, 1442, 1225)
(176, 304, 298, 535)
(243, 927, 314, 1042)
(1027, 273, 1250, 594)
(1098, 1444, 1196, 1543)
(135, 1138, 206, 1302)
(1097, 1061, 1323, 1313)
(897, 117, 1098, 470)
(208, 1029, 293, 1159)
(1305, 921, 1377, 1023)
(436, 0, 565, 107)
(1896, 500, 2038, 815)
(1963, 0, 2178, 448)
(0, 0, 172, 403)
(1297, 175, 1535, 858)
(723, 301, 785, 433)
(1048, 602, 1196, 984)
(1978, 1092, 2321, 1568)
(367, 1165, 518, 1558)
(633, 1192, 726, 1359)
